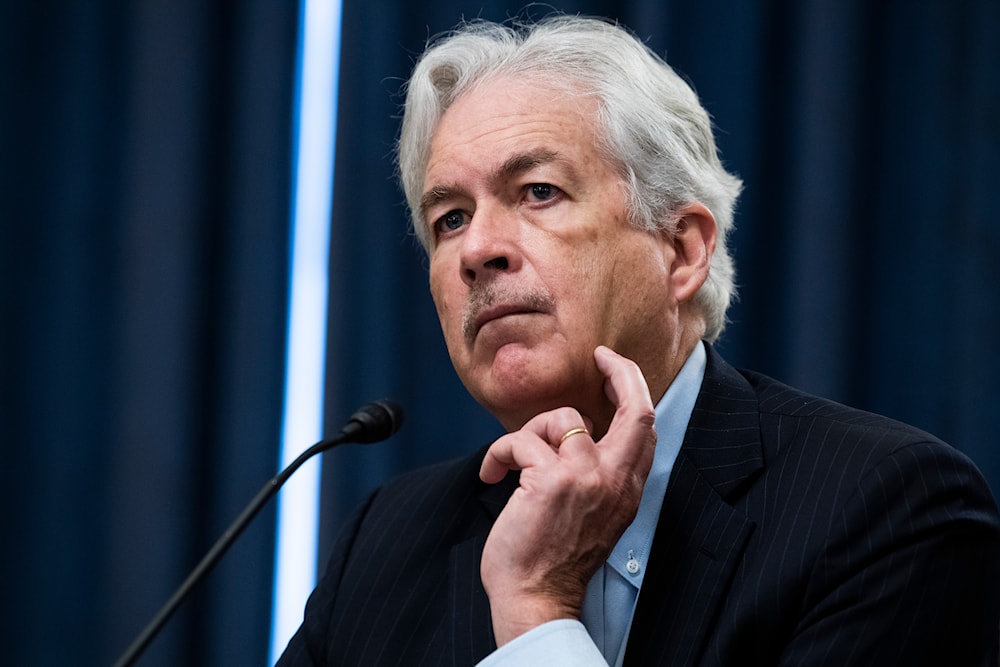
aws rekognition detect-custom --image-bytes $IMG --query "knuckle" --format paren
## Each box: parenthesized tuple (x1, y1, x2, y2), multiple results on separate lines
(552, 405, 583, 423)
(635, 405, 656, 428)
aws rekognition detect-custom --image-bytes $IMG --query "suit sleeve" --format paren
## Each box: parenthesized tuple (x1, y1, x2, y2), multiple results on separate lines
(275, 489, 380, 667)
(780, 440, 1000, 666)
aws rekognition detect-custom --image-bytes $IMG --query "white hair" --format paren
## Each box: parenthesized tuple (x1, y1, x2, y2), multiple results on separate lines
(397, 15, 743, 342)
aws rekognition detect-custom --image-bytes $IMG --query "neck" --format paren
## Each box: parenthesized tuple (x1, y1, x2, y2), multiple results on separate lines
(545, 333, 704, 440)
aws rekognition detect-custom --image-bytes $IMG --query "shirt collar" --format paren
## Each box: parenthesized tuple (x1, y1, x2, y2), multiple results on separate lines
(606, 340, 707, 586)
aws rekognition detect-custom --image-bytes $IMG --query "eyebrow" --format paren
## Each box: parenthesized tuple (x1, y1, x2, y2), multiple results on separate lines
(492, 149, 560, 184)
(419, 148, 563, 222)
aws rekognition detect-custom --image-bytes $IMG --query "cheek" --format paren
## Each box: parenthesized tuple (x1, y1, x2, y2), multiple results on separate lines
(428, 256, 449, 302)
(429, 268, 462, 337)
(597, 241, 669, 323)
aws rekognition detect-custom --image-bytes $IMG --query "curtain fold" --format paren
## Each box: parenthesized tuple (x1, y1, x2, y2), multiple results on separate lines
(3, 2, 296, 666)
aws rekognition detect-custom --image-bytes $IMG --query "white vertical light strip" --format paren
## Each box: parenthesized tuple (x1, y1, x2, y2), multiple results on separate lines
(269, 0, 342, 663)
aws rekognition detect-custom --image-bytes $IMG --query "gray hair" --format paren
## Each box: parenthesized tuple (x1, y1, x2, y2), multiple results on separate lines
(397, 15, 743, 342)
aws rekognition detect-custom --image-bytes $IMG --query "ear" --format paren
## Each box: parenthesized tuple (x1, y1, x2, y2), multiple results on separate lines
(665, 202, 717, 304)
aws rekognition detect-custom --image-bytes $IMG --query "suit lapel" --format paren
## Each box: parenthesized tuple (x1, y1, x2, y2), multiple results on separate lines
(624, 347, 763, 666)
(447, 468, 518, 664)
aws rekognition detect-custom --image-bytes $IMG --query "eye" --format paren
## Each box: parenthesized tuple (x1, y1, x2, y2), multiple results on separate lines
(433, 209, 468, 237)
(527, 183, 559, 202)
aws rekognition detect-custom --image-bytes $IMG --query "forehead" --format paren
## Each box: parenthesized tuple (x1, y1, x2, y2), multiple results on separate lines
(425, 76, 605, 180)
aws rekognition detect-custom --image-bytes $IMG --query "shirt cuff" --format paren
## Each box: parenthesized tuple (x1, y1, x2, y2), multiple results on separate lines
(476, 619, 607, 666)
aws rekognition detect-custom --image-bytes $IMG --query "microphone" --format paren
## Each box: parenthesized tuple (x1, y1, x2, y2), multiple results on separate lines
(113, 400, 404, 667)
(340, 399, 405, 444)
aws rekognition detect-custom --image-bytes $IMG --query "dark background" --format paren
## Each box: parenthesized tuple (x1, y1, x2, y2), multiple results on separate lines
(3, 1, 997, 665)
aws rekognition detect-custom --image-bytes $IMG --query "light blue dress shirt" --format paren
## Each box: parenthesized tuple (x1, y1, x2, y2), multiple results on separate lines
(478, 342, 707, 666)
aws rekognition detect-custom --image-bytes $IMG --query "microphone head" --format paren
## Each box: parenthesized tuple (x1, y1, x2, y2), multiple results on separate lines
(340, 399, 405, 444)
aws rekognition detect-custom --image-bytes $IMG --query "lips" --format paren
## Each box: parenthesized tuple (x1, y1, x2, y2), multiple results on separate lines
(462, 289, 555, 342)
(473, 304, 539, 336)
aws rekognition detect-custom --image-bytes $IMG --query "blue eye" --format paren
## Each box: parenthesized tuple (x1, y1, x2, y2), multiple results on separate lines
(435, 210, 466, 235)
(529, 183, 555, 201)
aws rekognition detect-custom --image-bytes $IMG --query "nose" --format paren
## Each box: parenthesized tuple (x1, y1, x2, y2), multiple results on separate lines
(459, 205, 520, 287)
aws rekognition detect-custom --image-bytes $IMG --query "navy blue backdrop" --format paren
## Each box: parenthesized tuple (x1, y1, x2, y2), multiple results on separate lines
(3, 2, 296, 666)
(3, 1, 998, 666)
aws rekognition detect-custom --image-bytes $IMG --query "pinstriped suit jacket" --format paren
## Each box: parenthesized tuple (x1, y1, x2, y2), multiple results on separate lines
(278, 346, 1000, 666)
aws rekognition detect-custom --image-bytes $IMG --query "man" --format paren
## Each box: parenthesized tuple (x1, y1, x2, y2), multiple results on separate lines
(279, 16, 1000, 666)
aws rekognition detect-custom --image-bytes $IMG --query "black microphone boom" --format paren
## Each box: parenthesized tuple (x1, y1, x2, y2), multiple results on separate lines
(113, 400, 404, 667)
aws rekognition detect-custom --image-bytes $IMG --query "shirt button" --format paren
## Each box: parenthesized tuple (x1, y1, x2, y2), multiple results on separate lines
(626, 558, 641, 575)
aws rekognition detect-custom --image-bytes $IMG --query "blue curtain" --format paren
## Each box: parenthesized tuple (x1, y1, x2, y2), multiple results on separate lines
(5, 1, 998, 666)
(3, 2, 296, 666)
(320, 0, 1000, 563)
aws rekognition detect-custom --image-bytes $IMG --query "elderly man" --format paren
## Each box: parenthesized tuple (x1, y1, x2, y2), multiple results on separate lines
(279, 16, 1000, 666)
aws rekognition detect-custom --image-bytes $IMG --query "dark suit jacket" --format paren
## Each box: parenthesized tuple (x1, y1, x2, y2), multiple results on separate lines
(278, 347, 1000, 666)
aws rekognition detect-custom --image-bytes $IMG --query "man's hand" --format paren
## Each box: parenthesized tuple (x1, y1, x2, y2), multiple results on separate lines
(479, 346, 657, 646)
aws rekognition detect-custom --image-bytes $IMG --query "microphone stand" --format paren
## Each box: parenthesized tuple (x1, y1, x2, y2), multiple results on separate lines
(112, 401, 403, 667)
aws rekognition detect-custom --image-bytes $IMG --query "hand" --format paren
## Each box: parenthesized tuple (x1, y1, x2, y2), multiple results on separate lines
(479, 346, 657, 646)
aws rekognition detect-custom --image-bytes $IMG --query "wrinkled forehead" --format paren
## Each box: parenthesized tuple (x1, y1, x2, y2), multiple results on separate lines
(424, 78, 610, 187)
(427, 74, 612, 172)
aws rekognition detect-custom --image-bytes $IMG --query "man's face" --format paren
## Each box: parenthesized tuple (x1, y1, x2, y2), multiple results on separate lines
(421, 77, 681, 432)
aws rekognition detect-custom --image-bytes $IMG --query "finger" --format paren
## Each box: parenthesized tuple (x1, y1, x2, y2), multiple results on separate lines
(518, 407, 592, 452)
(480, 429, 557, 484)
(557, 426, 590, 447)
(593, 346, 657, 467)
(594, 346, 652, 411)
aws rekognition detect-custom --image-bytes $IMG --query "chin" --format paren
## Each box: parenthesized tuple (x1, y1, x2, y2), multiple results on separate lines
(457, 340, 598, 423)
(474, 368, 595, 432)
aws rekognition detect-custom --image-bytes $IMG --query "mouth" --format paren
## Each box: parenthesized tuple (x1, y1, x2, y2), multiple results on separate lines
(472, 304, 539, 337)
(463, 290, 555, 342)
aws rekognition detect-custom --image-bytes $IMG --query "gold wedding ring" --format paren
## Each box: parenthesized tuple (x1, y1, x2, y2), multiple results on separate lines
(559, 427, 590, 445)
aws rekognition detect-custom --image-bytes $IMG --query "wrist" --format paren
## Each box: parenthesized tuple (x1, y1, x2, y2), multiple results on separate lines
(487, 591, 581, 646)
